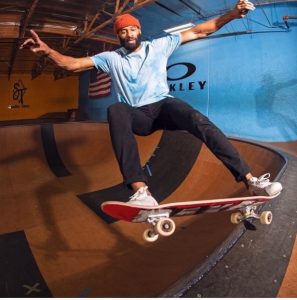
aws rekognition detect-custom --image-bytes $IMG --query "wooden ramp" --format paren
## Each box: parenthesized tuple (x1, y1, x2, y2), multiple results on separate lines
(0, 122, 287, 297)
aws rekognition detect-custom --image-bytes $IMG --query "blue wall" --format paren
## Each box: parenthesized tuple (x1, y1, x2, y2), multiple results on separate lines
(79, 2, 297, 142)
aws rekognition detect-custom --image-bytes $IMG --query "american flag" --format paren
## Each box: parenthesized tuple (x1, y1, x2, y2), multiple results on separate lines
(88, 69, 112, 99)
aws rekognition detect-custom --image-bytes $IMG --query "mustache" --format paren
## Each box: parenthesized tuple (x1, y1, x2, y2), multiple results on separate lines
(119, 34, 142, 50)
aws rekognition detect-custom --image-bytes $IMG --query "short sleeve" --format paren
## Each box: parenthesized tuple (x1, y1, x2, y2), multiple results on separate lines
(151, 32, 182, 57)
(90, 52, 112, 73)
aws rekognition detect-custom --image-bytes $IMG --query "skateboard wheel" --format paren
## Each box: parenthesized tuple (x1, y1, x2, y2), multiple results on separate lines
(260, 211, 273, 225)
(143, 228, 159, 242)
(230, 212, 243, 224)
(155, 218, 176, 236)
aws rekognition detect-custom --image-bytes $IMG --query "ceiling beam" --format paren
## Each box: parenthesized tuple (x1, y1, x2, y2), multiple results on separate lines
(180, 0, 207, 19)
(8, 0, 40, 77)
(68, 0, 156, 50)
(85, 11, 101, 33)
(0, 23, 118, 44)
(0, 26, 19, 38)
(87, 34, 119, 45)
(114, 0, 121, 13)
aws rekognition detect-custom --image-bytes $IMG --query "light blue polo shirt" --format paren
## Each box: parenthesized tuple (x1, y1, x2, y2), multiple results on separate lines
(91, 33, 182, 107)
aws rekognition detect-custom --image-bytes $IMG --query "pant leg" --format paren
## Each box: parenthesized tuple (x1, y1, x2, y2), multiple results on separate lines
(107, 102, 154, 186)
(157, 98, 251, 181)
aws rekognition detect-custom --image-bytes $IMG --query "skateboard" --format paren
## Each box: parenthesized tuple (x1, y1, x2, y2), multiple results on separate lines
(101, 193, 280, 242)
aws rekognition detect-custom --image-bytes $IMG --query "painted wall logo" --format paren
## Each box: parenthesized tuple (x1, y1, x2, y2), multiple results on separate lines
(167, 62, 206, 92)
(8, 80, 29, 109)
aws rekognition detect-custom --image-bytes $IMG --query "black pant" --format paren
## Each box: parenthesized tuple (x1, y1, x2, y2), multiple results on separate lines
(107, 97, 250, 186)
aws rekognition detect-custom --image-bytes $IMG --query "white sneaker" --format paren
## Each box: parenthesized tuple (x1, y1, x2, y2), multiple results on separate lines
(128, 186, 158, 206)
(248, 173, 282, 196)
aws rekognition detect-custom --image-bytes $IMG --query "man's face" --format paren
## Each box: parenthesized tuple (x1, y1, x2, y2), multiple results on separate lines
(117, 26, 142, 51)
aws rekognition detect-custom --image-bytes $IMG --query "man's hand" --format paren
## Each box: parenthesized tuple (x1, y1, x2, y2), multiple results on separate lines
(20, 30, 51, 55)
(233, 0, 255, 18)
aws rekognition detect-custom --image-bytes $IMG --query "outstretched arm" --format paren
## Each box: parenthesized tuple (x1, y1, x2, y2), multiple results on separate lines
(20, 30, 94, 72)
(181, 0, 255, 43)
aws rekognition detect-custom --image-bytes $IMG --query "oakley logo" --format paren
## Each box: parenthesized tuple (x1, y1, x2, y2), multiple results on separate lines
(167, 62, 206, 92)
(167, 62, 196, 81)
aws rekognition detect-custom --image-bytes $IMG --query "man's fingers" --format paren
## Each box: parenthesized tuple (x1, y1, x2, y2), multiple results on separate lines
(237, 0, 255, 17)
(245, 3, 255, 10)
(20, 38, 35, 49)
(30, 29, 41, 42)
(242, 0, 255, 11)
(20, 30, 42, 50)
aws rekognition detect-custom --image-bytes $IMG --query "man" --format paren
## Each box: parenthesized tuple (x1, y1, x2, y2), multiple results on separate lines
(21, 0, 282, 206)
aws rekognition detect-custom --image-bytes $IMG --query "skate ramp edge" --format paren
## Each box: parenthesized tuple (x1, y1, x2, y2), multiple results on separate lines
(0, 122, 292, 297)
(161, 146, 296, 298)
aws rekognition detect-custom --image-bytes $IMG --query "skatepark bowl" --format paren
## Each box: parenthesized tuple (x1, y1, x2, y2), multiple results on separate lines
(0, 121, 296, 297)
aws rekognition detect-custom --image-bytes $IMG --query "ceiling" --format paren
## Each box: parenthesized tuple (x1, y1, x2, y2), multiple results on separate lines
(0, 0, 294, 78)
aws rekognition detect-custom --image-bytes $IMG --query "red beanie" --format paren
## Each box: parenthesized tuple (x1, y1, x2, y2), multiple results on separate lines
(114, 14, 141, 33)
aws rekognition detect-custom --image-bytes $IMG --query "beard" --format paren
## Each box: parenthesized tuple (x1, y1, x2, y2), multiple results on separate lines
(119, 33, 142, 51)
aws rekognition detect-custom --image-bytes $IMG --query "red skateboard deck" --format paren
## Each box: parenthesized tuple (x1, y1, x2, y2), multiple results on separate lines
(101, 193, 280, 242)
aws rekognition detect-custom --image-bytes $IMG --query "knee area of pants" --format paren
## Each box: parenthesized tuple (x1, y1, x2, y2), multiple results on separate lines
(189, 111, 209, 125)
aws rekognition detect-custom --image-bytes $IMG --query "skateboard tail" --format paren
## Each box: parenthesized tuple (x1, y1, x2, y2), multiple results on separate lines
(102, 203, 141, 222)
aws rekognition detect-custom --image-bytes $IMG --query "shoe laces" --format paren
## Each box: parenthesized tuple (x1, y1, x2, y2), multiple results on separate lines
(129, 186, 148, 201)
(251, 173, 271, 186)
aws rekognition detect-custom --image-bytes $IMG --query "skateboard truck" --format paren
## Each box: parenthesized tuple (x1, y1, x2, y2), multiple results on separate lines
(230, 205, 273, 225)
(143, 205, 272, 242)
(143, 211, 176, 242)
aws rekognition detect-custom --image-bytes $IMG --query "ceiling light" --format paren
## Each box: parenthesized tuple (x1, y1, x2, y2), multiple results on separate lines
(164, 23, 194, 33)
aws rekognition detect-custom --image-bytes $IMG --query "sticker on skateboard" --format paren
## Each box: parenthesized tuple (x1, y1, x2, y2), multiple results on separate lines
(101, 193, 280, 242)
